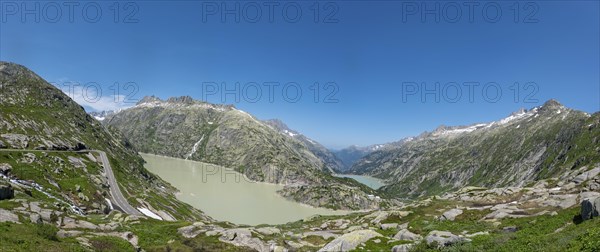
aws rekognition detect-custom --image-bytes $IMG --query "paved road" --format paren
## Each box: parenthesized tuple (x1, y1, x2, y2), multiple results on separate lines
(90, 150, 141, 215)
(0, 149, 140, 216)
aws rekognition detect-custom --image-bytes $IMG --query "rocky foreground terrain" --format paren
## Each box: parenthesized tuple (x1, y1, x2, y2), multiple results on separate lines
(1, 159, 599, 251)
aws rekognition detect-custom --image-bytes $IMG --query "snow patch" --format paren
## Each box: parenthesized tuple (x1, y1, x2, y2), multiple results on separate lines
(94, 116, 105, 121)
(283, 130, 297, 137)
(137, 208, 162, 220)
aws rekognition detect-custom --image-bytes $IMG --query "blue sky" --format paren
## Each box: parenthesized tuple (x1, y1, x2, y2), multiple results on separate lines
(1, 1, 599, 149)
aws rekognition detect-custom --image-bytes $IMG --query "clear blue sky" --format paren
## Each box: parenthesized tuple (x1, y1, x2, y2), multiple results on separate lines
(1, 1, 598, 149)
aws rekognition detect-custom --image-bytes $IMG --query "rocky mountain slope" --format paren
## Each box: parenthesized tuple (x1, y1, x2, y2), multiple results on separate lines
(263, 119, 344, 172)
(103, 96, 378, 210)
(350, 100, 600, 199)
(0, 61, 205, 221)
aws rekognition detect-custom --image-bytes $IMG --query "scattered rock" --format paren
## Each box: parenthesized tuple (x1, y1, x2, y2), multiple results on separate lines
(465, 231, 489, 238)
(285, 240, 304, 249)
(29, 202, 41, 213)
(368, 211, 389, 225)
(0, 163, 12, 175)
(178, 225, 204, 238)
(0, 209, 19, 223)
(1, 133, 29, 149)
(30, 213, 42, 224)
(256, 227, 281, 235)
(440, 209, 463, 221)
(57, 230, 83, 238)
(20, 153, 36, 164)
(502, 226, 518, 233)
(425, 230, 469, 248)
(318, 229, 382, 252)
(303, 231, 339, 240)
(394, 229, 422, 241)
(573, 167, 600, 184)
(392, 244, 414, 252)
(67, 156, 85, 168)
(380, 223, 398, 230)
(220, 228, 269, 252)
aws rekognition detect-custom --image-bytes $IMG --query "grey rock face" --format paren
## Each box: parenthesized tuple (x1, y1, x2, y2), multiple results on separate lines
(0, 209, 19, 223)
(1, 133, 29, 149)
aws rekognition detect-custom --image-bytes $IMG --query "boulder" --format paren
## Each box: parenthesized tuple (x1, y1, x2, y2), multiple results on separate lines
(178, 225, 204, 238)
(0, 163, 11, 175)
(380, 223, 398, 230)
(220, 228, 268, 252)
(393, 229, 422, 241)
(581, 197, 600, 221)
(573, 167, 600, 184)
(440, 209, 463, 221)
(57, 230, 83, 238)
(318, 229, 382, 252)
(368, 211, 389, 225)
(0, 185, 14, 200)
(255, 227, 281, 236)
(425, 230, 469, 248)
(302, 231, 339, 240)
(392, 244, 414, 252)
(30, 213, 42, 224)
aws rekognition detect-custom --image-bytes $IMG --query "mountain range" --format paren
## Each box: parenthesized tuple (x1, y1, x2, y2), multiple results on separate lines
(349, 100, 600, 199)
(1, 61, 599, 251)
(102, 95, 378, 210)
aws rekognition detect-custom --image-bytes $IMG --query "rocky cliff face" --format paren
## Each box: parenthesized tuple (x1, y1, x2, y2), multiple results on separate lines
(0, 61, 205, 220)
(104, 96, 378, 210)
(350, 100, 600, 199)
(263, 118, 344, 172)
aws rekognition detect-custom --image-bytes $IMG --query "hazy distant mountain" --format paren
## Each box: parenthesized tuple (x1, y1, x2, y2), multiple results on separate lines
(333, 144, 388, 172)
(350, 99, 600, 199)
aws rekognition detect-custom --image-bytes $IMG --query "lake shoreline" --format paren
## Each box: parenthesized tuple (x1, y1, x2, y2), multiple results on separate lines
(139, 153, 355, 225)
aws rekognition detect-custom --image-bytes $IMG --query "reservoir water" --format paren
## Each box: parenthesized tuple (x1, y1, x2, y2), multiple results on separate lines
(141, 153, 350, 225)
(334, 174, 386, 190)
